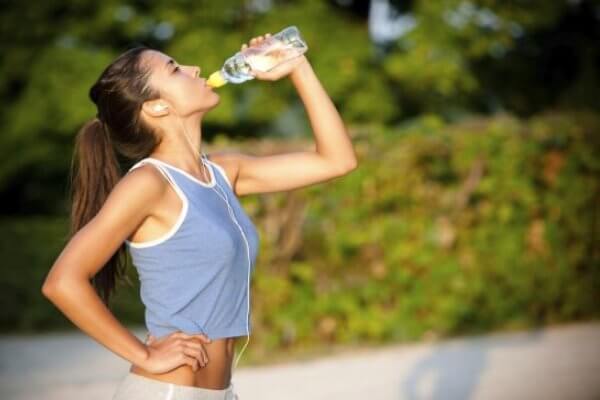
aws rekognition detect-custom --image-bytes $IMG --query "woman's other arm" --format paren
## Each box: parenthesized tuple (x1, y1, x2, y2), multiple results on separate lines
(41, 166, 167, 368)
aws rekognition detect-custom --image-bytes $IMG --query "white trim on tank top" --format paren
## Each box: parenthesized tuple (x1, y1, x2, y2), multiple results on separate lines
(204, 158, 233, 189)
(146, 156, 216, 188)
(124, 159, 190, 249)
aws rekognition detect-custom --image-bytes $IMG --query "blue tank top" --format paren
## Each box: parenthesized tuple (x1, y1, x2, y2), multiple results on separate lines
(124, 153, 259, 369)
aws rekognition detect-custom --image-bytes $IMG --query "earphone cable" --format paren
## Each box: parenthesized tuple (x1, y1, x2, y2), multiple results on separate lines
(173, 108, 252, 372)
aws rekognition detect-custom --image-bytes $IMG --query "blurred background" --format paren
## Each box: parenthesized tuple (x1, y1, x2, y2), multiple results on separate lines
(0, 0, 599, 399)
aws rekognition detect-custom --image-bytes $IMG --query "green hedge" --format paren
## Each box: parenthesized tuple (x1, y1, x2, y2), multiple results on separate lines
(2, 111, 598, 362)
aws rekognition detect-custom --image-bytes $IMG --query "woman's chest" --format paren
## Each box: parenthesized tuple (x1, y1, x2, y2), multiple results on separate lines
(186, 193, 260, 259)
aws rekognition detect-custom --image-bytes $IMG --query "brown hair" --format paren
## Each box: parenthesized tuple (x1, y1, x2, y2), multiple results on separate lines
(69, 45, 162, 307)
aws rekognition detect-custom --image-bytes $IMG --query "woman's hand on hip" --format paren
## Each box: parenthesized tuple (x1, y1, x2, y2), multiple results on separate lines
(140, 331, 212, 374)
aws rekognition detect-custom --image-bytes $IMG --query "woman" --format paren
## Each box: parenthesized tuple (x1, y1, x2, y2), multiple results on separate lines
(41, 32, 357, 400)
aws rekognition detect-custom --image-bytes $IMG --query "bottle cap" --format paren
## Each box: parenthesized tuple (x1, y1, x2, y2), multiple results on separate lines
(207, 71, 227, 88)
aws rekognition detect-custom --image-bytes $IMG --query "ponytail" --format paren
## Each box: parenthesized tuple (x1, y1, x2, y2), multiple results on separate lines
(68, 45, 161, 307)
(68, 117, 129, 307)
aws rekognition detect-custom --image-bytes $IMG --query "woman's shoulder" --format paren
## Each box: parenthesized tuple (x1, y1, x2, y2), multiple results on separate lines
(110, 163, 170, 213)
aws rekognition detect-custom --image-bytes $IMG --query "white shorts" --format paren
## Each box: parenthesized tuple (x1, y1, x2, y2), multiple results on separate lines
(111, 371, 239, 400)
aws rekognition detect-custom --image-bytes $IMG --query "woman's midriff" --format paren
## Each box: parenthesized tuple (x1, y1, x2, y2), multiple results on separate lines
(129, 336, 238, 390)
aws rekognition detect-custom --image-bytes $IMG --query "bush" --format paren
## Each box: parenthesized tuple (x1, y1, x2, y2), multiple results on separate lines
(2, 111, 598, 361)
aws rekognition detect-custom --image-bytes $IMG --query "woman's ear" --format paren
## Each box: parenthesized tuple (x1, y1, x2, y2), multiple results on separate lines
(142, 100, 170, 118)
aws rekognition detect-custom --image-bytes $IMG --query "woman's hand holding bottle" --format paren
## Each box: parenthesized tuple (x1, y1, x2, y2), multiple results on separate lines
(206, 26, 309, 87)
(140, 331, 212, 374)
(241, 33, 309, 82)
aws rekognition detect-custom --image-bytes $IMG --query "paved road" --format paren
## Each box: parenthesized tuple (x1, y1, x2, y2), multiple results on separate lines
(1, 321, 599, 400)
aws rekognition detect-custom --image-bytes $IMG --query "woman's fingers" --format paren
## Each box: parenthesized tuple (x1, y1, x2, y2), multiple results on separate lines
(182, 354, 200, 372)
(246, 33, 271, 49)
(242, 33, 271, 51)
(181, 342, 208, 367)
(180, 338, 208, 364)
(201, 347, 208, 366)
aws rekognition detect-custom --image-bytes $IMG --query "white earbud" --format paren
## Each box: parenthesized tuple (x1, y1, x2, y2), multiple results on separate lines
(154, 104, 168, 112)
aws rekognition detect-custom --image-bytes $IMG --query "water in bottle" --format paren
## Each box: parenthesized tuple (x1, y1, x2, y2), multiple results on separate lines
(206, 25, 308, 88)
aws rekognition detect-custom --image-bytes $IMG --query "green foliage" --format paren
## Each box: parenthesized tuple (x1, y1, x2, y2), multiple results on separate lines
(4, 112, 598, 364)
(1, 0, 599, 365)
(384, 0, 572, 113)
(2, 1, 599, 210)
(0, 216, 70, 331)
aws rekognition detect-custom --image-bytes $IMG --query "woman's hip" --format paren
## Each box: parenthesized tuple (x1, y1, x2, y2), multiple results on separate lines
(112, 371, 238, 400)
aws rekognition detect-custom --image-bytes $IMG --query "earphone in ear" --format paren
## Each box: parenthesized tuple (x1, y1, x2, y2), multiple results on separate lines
(154, 104, 168, 112)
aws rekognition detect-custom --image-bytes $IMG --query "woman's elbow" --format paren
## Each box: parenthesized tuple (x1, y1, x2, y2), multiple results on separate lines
(41, 274, 80, 299)
(340, 157, 358, 174)
(41, 279, 60, 299)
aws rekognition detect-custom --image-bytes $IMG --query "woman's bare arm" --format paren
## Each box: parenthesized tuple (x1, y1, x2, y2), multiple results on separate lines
(208, 59, 357, 197)
(41, 165, 167, 368)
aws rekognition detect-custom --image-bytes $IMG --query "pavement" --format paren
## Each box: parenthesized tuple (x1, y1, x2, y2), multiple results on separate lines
(1, 320, 599, 400)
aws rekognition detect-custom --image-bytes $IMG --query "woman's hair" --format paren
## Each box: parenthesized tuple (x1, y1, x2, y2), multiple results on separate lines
(69, 45, 162, 307)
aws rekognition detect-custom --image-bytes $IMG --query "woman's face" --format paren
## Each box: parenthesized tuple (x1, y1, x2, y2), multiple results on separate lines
(144, 50, 219, 116)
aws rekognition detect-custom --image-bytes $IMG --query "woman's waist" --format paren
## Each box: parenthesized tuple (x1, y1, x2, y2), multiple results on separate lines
(130, 336, 238, 390)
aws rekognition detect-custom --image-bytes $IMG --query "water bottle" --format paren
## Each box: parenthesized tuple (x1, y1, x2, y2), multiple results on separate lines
(206, 25, 308, 88)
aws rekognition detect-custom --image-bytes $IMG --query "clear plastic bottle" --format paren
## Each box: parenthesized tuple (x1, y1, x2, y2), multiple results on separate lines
(206, 25, 308, 88)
